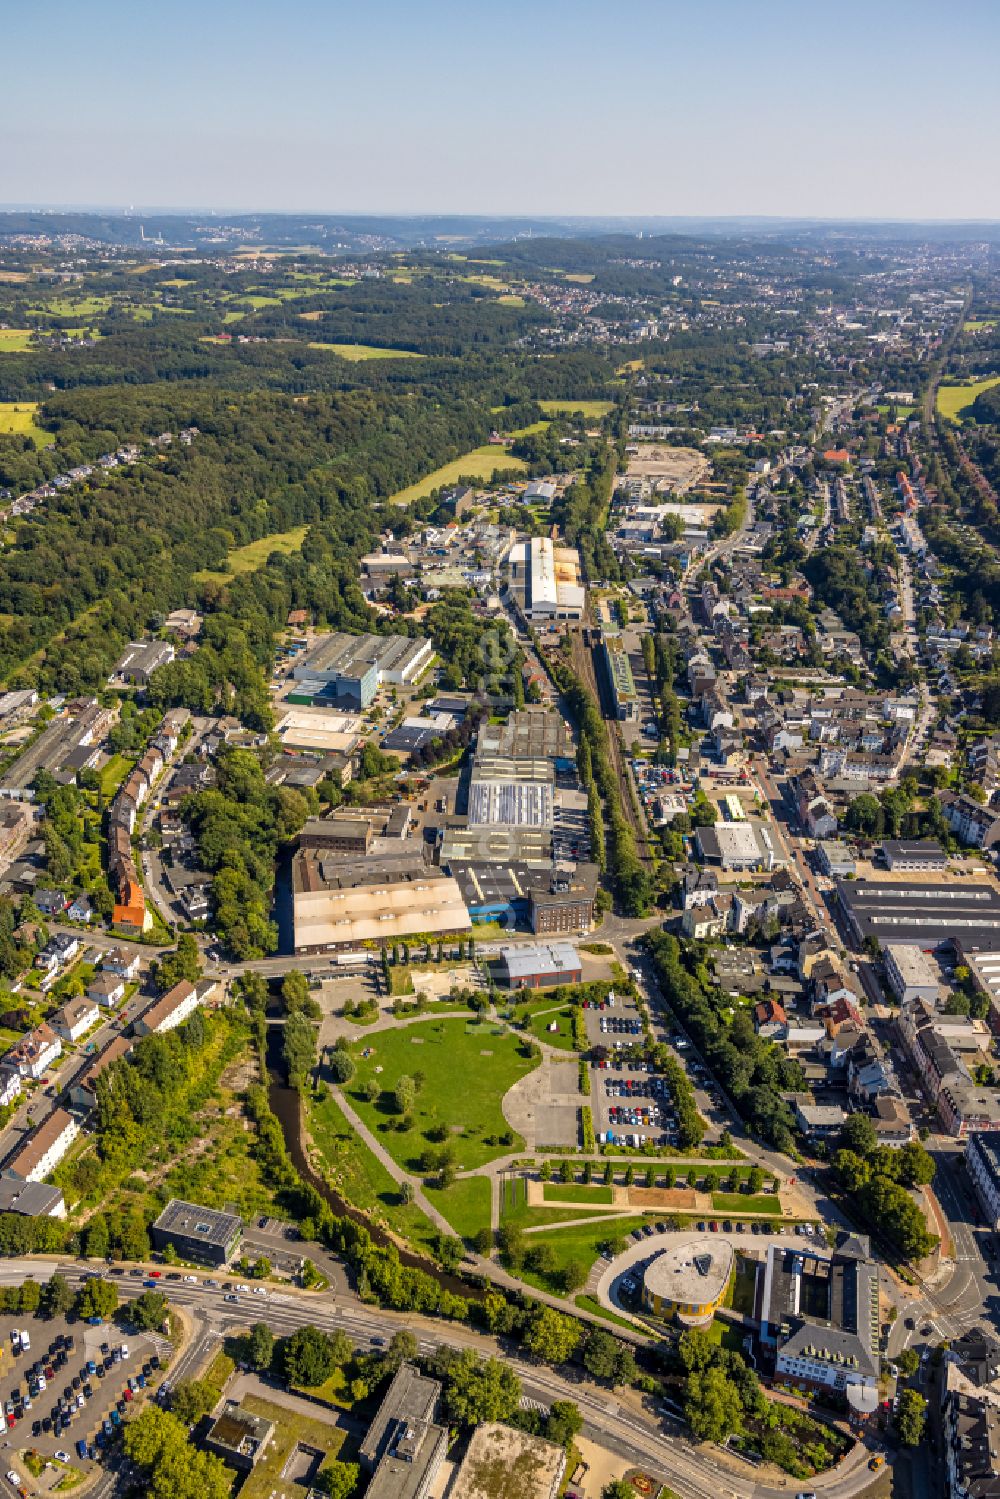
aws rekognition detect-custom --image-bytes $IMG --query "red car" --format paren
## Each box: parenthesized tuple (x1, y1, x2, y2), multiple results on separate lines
(148, 1270, 161, 1279)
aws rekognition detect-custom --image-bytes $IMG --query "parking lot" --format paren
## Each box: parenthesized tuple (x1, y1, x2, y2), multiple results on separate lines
(0, 1312, 163, 1487)
(584, 998, 679, 1149)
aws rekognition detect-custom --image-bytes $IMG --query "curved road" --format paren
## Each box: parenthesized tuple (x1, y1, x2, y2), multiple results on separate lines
(0, 1258, 886, 1499)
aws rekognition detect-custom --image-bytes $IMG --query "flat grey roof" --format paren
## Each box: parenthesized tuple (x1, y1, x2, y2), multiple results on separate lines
(152, 1198, 242, 1246)
(837, 878, 1000, 950)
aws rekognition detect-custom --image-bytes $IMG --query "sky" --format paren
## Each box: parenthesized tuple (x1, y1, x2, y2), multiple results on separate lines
(4, 0, 999, 221)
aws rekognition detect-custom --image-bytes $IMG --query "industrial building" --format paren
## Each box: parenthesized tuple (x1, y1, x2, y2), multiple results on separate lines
(499, 941, 581, 989)
(292, 849, 471, 951)
(467, 779, 554, 828)
(438, 823, 553, 868)
(641, 1238, 734, 1326)
(599, 630, 638, 721)
(151, 1199, 243, 1266)
(695, 820, 780, 871)
(298, 817, 374, 855)
(292, 632, 433, 708)
(837, 879, 1000, 952)
(448, 861, 597, 933)
(477, 710, 575, 768)
(881, 839, 948, 872)
(516, 536, 585, 621)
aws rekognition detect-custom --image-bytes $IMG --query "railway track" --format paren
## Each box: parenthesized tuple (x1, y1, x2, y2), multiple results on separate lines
(569, 624, 653, 868)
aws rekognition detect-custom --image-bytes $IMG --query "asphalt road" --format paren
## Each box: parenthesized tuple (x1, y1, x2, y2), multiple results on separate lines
(0, 1260, 887, 1499)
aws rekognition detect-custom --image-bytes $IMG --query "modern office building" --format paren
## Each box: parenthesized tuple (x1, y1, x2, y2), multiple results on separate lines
(150, 1199, 243, 1266)
(641, 1239, 734, 1326)
(360, 1363, 448, 1499)
(599, 630, 638, 721)
(760, 1234, 880, 1421)
(292, 632, 432, 708)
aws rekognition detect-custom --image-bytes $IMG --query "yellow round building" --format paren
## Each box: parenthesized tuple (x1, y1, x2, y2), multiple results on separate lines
(641, 1237, 734, 1326)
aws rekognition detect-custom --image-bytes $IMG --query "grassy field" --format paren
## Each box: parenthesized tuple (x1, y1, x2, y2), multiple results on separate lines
(29, 294, 113, 317)
(574, 1294, 644, 1331)
(98, 753, 134, 798)
(732, 1259, 759, 1315)
(876, 404, 916, 419)
(307, 1091, 439, 1251)
(525, 1005, 577, 1051)
(497, 294, 526, 307)
(538, 399, 615, 418)
(194, 524, 310, 583)
(964, 318, 998, 330)
(937, 375, 1000, 422)
(239, 1394, 349, 1499)
(711, 1192, 780, 1215)
(424, 1175, 492, 1240)
(390, 447, 528, 505)
(0, 401, 50, 446)
(513, 1214, 667, 1295)
(347, 1018, 536, 1171)
(0, 330, 33, 353)
(543, 1183, 614, 1205)
(307, 341, 424, 361)
(500, 1174, 606, 1230)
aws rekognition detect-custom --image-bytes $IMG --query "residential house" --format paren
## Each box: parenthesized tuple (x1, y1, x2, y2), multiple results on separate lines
(51, 997, 99, 1044)
(753, 999, 788, 1040)
(3, 1108, 79, 1182)
(3, 1024, 62, 1080)
(86, 973, 126, 1009)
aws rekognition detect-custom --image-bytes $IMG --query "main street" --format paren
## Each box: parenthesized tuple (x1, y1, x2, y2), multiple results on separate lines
(0, 1260, 885, 1499)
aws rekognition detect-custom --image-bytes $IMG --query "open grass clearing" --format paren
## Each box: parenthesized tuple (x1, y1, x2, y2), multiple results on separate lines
(964, 318, 998, 330)
(525, 1005, 577, 1051)
(424, 1175, 492, 1241)
(29, 294, 113, 317)
(711, 1192, 781, 1214)
(0, 401, 50, 446)
(937, 375, 1000, 421)
(0, 330, 34, 352)
(307, 1089, 439, 1251)
(307, 341, 424, 361)
(347, 1018, 536, 1172)
(538, 399, 615, 418)
(543, 1183, 613, 1205)
(512, 1213, 668, 1296)
(391, 447, 528, 505)
(574, 1293, 645, 1331)
(497, 293, 526, 306)
(194, 524, 309, 583)
(500, 1174, 604, 1229)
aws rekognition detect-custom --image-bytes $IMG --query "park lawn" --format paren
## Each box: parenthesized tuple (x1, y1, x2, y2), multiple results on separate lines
(239, 1394, 349, 1499)
(347, 1018, 537, 1171)
(937, 375, 1000, 422)
(964, 318, 998, 330)
(194, 524, 310, 583)
(497, 294, 526, 307)
(543, 1183, 613, 1206)
(0, 401, 50, 446)
(390, 448, 528, 505)
(500, 1175, 608, 1230)
(98, 753, 134, 798)
(574, 1294, 645, 1332)
(513, 1214, 666, 1296)
(527, 1006, 577, 1051)
(425, 1176, 492, 1241)
(307, 341, 425, 361)
(711, 1192, 780, 1214)
(0, 330, 34, 352)
(538, 399, 615, 418)
(876, 403, 916, 419)
(307, 1090, 439, 1252)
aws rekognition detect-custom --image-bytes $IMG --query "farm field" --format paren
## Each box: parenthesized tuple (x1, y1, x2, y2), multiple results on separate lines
(306, 341, 424, 361)
(0, 401, 50, 445)
(28, 294, 113, 317)
(194, 524, 310, 583)
(390, 447, 527, 505)
(937, 375, 1000, 422)
(346, 1017, 537, 1171)
(538, 399, 615, 418)
(0, 330, 33, 352)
